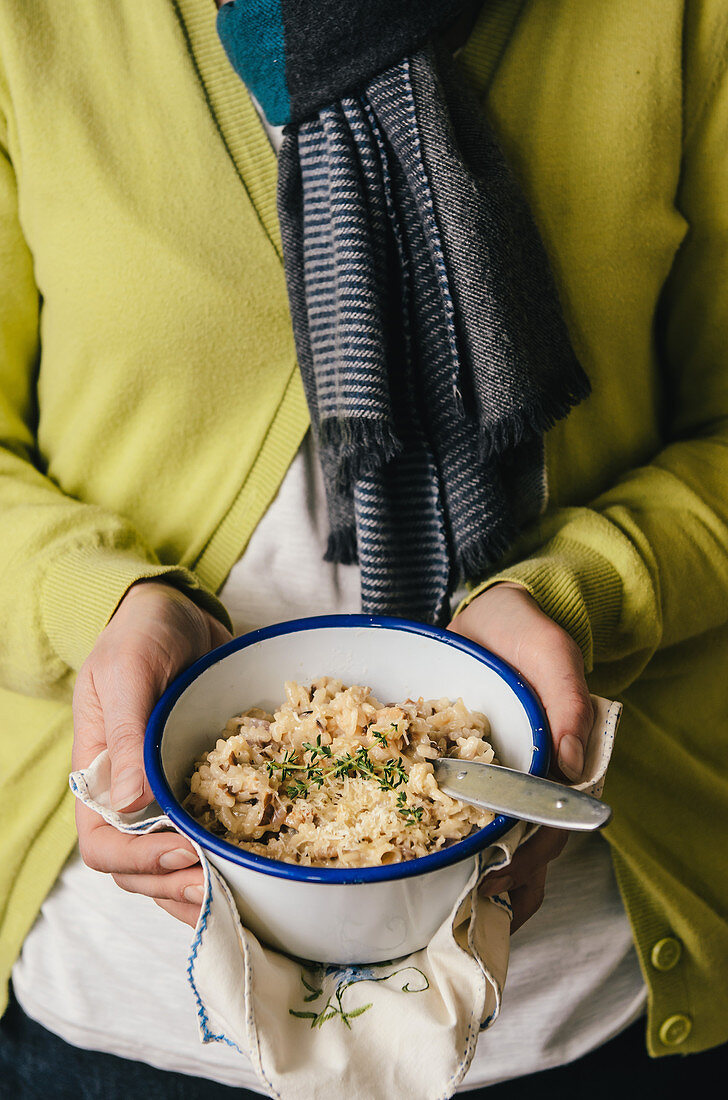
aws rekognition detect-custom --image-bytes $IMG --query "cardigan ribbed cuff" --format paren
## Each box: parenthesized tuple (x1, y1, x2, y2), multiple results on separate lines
(456, 536, 623, 672)
(41, 543, 233, 673)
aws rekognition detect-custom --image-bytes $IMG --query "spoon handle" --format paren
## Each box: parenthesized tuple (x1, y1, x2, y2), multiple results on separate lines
(432, 758, 611, 831)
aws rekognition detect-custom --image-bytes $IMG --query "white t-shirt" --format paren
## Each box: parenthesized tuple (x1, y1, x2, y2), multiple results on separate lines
(12, 433, 646, 1093)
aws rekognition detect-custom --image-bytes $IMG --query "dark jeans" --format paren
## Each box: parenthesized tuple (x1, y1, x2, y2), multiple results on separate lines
(1, 985, 726, 1099)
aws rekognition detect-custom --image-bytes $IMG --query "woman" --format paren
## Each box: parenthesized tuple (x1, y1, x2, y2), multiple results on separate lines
(1, 0, 726, 1095)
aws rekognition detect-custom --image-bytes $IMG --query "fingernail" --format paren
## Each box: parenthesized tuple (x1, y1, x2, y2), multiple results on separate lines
(160, 849, 199, 871)
(110, 767, 144, 810)
(183, 885, 204, 905)
(558, 734, 585, 781)
(482, 875, 514, 897)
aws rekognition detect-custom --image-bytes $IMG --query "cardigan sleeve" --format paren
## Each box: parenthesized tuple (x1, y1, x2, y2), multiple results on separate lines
(0, 109, 232, 702)
(458, 3, 728, 697)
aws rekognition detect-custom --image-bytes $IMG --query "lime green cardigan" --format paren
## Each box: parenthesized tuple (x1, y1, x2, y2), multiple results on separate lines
(1, 0, 727, 1058)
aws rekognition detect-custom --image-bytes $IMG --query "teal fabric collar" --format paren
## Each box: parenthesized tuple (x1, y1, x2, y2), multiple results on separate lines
(217, 0, 462, 125)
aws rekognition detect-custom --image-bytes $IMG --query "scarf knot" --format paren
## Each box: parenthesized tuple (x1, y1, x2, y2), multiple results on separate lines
(218, 0, 464, 125)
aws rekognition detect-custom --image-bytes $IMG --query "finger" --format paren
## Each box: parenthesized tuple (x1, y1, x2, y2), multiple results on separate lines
(77, 808, 199, 875)
(95, 654, 167, 811)
(154, 898, 201, 928)
(537, 641, 595, 781)
(101, 615, 231, 810)
(480, 827, 568, 896)
(509, 864, 548, 934)
(449, 588, 594, 781)
(72, 667, 108, 771)
(111, 867, 204, 905)
(507, 619, 594, 781)
(205, 612, 233, 650)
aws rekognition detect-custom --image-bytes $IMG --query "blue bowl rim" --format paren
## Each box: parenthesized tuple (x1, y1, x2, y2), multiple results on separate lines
(144, 614, 550, 885)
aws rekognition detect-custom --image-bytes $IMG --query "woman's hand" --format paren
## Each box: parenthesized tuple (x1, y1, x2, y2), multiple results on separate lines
(448, 582, 594, 932)
(72, 580, 232, 927)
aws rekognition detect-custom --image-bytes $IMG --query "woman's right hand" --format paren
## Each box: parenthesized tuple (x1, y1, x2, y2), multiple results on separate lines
(72, 579, 232, 927)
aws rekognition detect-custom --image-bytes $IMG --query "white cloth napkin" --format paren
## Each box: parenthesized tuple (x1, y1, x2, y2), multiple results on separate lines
(69, 696, 621, 1100)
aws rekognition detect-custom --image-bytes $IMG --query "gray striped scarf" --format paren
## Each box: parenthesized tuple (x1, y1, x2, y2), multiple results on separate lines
(219, 12, 590, 624)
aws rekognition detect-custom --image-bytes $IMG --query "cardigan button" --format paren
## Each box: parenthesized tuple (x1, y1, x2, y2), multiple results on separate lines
(651, 937, 682, 972)
(659, 1014, 692, 1047)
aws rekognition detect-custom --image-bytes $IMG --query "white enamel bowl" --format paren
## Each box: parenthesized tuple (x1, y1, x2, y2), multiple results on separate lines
(144, 615, 549, 964)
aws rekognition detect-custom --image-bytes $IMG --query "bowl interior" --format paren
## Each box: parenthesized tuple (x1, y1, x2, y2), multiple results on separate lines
(147, 615, 549, 880)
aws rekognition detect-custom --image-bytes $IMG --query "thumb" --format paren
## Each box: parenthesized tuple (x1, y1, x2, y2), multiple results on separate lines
(535, 633, 595, 782)
(103, 661, 162, 812)
(105, 618, 231, 810)
(449, 585, 594, 782)
(204, 611, 233, 651)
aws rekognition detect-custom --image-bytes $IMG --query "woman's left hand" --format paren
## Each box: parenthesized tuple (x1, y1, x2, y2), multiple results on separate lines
(448, 581, 594, 932)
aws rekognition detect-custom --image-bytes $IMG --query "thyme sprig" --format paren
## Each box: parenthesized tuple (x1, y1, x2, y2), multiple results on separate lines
(263, 732, 418, 822)
(396, 791, 424, 826)
(301, 733, 332, 760)
(286, 777, 310, 800)
(370, 722, 398, 749)
(264, 748, 299, 782)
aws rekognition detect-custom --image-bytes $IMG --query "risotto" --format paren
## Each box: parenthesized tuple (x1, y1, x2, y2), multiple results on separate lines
(183, 677, 497, 868)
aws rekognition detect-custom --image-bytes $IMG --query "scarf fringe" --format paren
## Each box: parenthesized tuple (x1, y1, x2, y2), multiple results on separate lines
(324, 526, 359, 565)
(455, 520, 517, 584)
(478, 376, 592, 461)
(319, 417, 403, 491)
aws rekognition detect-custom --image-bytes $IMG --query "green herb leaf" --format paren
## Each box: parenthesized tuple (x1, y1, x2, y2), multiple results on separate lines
(314, 1010, 339, 1027)
(300, 973, 323, 997)
(286, 777, 309, 800)
(302, 733, 332, 760)
(395, 790, 423, 825)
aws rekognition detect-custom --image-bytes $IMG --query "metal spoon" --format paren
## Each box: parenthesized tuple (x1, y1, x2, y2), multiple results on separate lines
(432, 758, 612, 831)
